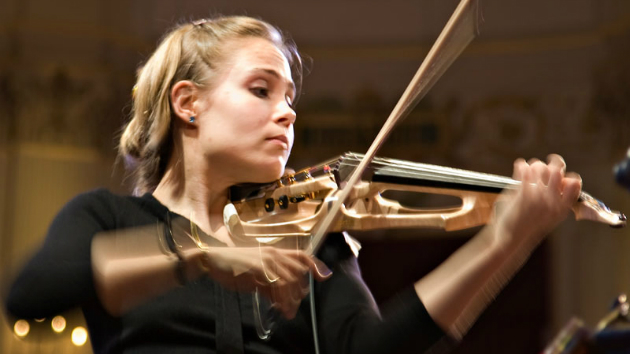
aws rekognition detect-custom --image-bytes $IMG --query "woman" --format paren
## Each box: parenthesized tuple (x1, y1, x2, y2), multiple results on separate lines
(5, 16, 582, 354)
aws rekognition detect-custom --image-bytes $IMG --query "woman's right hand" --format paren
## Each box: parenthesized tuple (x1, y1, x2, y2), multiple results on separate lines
(185, 246, 332, 319)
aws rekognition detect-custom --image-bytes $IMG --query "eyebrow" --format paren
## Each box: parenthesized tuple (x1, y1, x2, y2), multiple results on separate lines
(252, 68, 296, 94)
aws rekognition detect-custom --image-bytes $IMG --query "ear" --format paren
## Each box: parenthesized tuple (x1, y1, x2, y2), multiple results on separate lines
(171, 80, 199, 125)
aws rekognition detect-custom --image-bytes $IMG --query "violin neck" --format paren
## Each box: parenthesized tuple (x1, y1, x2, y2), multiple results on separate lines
(332, 152, 596, 202)
(334, 152, 518, 194)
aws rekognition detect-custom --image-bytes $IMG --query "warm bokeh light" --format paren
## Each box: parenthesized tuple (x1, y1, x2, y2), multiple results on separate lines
(14, 320, 30, 337)
(34, 318, 46, 322)
(51, 315, 66, 333)
(71, 327, 88, 346)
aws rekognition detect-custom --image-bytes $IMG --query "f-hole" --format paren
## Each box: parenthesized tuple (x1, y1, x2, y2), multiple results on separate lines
(380, 190, 462, 210)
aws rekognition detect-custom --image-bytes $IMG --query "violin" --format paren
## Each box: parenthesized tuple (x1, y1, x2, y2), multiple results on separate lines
(233, 151, 626, 340)
(222, 0, 626, 251)
(235, 0, 625, 340)
(225, 151, 626, 245)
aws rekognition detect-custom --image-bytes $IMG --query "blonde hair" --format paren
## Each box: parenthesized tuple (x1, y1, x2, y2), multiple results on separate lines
(119, 16, 303, 195)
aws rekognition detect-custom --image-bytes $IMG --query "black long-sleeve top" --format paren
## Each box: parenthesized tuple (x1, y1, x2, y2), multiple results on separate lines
(5, 189, 448, 354)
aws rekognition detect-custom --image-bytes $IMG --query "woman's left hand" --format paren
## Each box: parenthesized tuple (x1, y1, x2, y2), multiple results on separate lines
(493, 154, 582, 248)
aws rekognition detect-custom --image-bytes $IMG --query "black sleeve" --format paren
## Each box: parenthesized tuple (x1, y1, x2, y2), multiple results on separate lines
(315, 233, 452, 354)
(5, 190, 113, 319)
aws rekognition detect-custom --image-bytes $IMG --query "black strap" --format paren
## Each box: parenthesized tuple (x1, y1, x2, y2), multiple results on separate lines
(164, 211, 244, 352)
(163, 212, 187, 285)
(215, 282, 245, 354)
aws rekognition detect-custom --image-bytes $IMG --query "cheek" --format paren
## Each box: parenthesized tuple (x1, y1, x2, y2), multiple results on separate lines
(216, 99, 262, 136)
(287, 127, 295, 149)
(230, 100, 268, 130)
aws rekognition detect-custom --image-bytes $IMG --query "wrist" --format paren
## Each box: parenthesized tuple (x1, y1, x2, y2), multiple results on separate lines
(182, 248, 211, 282)
(163, 213, 214, 285)
(484, 222, 518, 259)
(486, 220, 541, 263)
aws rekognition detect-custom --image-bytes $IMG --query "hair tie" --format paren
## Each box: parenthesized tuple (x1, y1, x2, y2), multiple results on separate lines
(192, 19, 209, 27)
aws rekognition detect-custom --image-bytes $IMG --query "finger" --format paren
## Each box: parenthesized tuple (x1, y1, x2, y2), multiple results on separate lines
(269, 284, 287, 317)
(530, 160, 551, 186)
(546, 164, 563, 193)
(512, 158, 528, 180)
(251, 272, 276, 288)
(270, 278, 285, 304)
(256, 258, 281, 285)
(284, 281, 306, 308)
(281, 251, 332, 281)
(288, 280, 306, 315)
(527, 157, 541, 165)
(546, 154, 566, 174)
(565, 171, 582, 183)
(259, 247, 303, 285)
(281, 303, 298, 320)
(518, 160, 534, 187)
(561, 173, 582, 206)
(274, 250, 310, 282)
(300, 274, 310, 296)
(311, 257, 333, 281)
(292, 252, 333, 281)
(273, 284, 301, 319)
(279, 296, 300, 319)
(546, 156, 570, 194)
(276, 267, 309, 302)
(261, 257, 304, 286)
(299, 275, 310, 299)
(283, 251, 331, 280)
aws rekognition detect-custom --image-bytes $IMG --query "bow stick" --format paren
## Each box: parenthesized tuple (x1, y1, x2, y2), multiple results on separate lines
(307, 0, 483, 255)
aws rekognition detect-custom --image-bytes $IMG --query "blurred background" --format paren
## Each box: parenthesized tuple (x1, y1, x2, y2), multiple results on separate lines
(1, 0, 630, 353)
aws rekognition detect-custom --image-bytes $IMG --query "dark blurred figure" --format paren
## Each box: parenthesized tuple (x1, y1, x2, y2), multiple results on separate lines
(614, 148, 630, 190)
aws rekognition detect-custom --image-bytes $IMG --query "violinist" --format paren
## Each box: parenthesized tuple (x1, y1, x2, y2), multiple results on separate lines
(4, 16, 582, 354)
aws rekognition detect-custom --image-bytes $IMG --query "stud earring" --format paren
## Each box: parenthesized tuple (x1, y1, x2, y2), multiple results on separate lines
(189, 116, 195, 123)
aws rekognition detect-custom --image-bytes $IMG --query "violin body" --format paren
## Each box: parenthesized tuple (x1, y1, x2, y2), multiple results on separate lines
(224, 152, 626, 243)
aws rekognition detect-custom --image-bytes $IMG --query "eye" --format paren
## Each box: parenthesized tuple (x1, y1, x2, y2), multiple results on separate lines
(251, 87, 269, 98)
(286, 95, 294, 109)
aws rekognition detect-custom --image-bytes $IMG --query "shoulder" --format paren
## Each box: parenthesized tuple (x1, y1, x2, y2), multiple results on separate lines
(60, 188, 130, 217)
(54, 188, 158, 231)
(63, 188, 125, 209)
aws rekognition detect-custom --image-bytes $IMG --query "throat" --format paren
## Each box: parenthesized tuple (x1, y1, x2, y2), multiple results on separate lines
(191, 219, 236, 247)
(208, 226, 236, 247)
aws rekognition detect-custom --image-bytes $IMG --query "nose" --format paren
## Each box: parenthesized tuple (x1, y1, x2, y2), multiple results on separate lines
(274, 100, 296, 127)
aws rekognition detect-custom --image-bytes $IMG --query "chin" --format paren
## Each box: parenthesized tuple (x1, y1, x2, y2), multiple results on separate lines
(246, 158, 286, 183)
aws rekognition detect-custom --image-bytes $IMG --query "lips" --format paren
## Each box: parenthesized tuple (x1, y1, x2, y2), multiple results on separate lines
(267, 134, 289, 148)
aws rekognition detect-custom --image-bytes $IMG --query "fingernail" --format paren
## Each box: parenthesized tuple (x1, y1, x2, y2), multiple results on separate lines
(314, 259, 332, 278)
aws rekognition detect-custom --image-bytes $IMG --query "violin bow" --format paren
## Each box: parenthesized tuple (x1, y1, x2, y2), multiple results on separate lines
(307, 0, 483, 256)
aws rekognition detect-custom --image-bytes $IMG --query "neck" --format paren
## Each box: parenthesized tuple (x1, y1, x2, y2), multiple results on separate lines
(152, 147, 234, 245)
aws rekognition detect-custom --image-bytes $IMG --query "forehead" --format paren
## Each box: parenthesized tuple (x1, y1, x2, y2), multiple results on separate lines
(222, 37, 293, 82)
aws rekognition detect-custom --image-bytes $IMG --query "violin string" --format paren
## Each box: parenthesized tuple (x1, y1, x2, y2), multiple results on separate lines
(338, 153, 518, 190)
(335, 153, 594, 201)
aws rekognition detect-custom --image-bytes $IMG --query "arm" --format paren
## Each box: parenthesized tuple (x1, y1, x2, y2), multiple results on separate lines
(5, 191, 111, 319)
(90, 223, 200, 317)
(315, 155, 580, 354)
(3, 191, 203, 319)
(91, 216, 331, 317)
(414, 154, 582, 339)
(315, 233, 447, 354)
